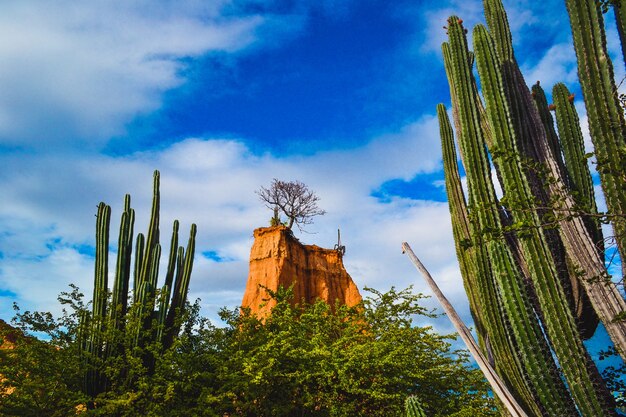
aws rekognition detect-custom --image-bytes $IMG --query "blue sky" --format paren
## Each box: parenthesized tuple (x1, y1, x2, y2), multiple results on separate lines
(0, 0, 624, 353)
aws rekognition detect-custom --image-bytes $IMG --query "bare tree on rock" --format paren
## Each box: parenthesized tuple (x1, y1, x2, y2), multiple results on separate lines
(257, 179, 326, 232)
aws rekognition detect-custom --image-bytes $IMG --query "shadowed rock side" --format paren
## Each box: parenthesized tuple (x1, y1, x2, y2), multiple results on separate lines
(242, 226, 362, 317)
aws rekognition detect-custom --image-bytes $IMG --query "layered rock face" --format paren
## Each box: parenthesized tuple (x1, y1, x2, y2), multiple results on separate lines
(242, 226, 362, 317)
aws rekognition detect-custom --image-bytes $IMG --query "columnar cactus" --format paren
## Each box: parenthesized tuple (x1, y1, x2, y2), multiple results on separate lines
(443, 16, 579, 415)
(472, 12, 612, 413)
(564, 0, 626, 278)
(84, 202, 111, 397)
(552, 83, 604, 253)
(482, 0, 626, 360)
(439, 105, 542, 416)
(107, 194, 135, 361)
(82, 170, 197, 400)
(405, 395, 426, 417)
(438, 0, 624, 414)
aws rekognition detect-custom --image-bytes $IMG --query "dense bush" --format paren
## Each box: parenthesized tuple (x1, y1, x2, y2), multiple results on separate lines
(0, 286, 496, 416)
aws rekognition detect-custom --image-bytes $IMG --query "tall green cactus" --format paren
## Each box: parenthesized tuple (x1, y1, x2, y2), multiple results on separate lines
(552, 83, 604, 253)
(84, 202, 111, 397)
(163, 224, 197, 349)
(405, 396, 426, 417)
(81, 170, 197, 401)
(438, 105, 542, 416)
(438, 1, 624, 414)
(482, 0, 626, 360)
(443, 17, 579, 415)
(474, 12, 612, 413)
(565, 0, 626, 279)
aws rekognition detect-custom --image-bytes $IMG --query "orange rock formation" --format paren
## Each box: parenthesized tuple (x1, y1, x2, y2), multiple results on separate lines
(242, 226, 362, 317)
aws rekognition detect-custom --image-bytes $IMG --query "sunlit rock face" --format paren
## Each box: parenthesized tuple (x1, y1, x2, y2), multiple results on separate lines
(242, 226, 362, 317)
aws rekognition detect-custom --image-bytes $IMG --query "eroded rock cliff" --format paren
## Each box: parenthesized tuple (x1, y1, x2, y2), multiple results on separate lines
(241, 226, 362, 317)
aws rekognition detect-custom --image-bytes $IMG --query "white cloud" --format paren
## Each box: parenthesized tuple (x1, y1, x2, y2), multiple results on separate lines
(0, 1, 264, 149)
(420, 1, 485, 54)
(521, 43, 578, 88)
(0, 113, 466, 328)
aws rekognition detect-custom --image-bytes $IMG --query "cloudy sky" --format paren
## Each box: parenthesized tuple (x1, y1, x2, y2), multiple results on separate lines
(0, 0, 624, 340)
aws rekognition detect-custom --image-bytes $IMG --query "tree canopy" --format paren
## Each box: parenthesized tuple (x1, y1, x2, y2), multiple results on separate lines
(1, 286, 496, 416)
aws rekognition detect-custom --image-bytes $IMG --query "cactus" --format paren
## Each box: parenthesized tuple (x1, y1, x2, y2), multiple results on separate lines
(156, 220, 179, 344)
(438, 1, 625, 414)
(482, 0, 626, 361)
(163, 223, 197, 349)
(564, 0, 626, 279)
(83, 202, 111, 397)
(405, 395, 426, 417)
(107, 194, 135, 361)
(81, 170, 197, 400)
(474, 10, 613, 412)
(443, 16, 579, 415)
(530, 82, 569, 187)
(552, 83, 604, 253)
(438, 105, 542, 416)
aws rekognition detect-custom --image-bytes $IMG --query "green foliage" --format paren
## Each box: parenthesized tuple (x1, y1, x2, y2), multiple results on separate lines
(0, 286, 497, 417)
(6, 170, 200, 407)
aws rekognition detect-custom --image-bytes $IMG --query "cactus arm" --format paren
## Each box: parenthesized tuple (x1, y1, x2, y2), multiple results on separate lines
(86, 202, 111, 397)
(439, 104, 484, 330)
(157, 220, 179, 344)
(552, 83, 604, 251)
(164, 224, 197, 349)
(138, 170, 161, 290)
(133, 233, 145, 300)
(439, 104, 542, 416)
(110, 195, 134, 332)
(405, 395, 427, 417)
(565, 0, 626, 277)
(531, 82, 569, 185)
(92, 203, 110, 334)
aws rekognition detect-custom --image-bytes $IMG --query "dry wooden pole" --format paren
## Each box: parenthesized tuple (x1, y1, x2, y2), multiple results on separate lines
(402, 242, 530, 417)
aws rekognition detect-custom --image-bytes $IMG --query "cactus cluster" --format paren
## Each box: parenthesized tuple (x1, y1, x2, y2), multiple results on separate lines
(81, 170, 197, 399)
(438, 0, 626, 415)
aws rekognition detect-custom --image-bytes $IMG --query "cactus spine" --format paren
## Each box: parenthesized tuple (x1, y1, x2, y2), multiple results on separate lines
(81, 170, 197, 401)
